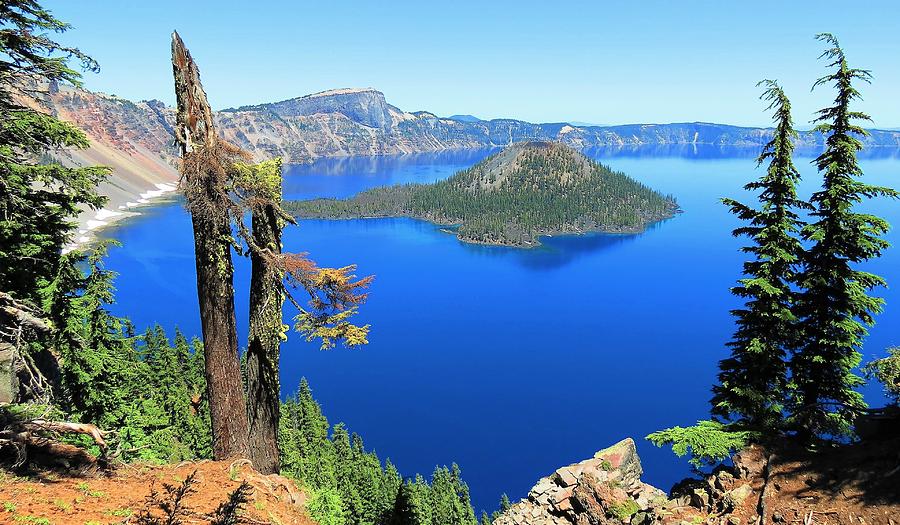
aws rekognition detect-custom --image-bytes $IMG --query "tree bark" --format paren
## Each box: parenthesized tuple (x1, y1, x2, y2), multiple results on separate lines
(171, 31, 249, 460)
(245, 200, 284, 474)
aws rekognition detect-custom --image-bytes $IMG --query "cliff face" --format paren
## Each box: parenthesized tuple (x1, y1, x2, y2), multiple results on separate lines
(28, 84, 181, 234)
(40, 84, 900, 170)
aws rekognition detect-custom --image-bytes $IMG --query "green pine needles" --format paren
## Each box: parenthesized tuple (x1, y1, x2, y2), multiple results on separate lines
(711, 79, 808, 432)
(653, 33, 897, 466)
(716, 34, 898, 440)
(647, 421, 754, 469)
(789, 33, 898, 438)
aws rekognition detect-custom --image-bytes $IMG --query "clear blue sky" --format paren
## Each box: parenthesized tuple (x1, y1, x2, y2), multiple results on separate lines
(44, 1, 900, 127)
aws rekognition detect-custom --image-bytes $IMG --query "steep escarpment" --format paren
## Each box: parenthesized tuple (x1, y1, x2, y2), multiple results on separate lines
(285, 141, 678, 246)
(230, 87, 397, 131)
(30, 84, 181, 212)
(39, 84, 900, 170)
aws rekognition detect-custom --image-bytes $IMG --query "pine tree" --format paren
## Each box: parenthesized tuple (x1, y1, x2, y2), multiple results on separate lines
(449, 464, 478, 525)
(0, 0, 110, 304)
(711, 80, 808, 431)
(333, 423, 365, 525)
(297, 379, 337, 489)
(790, 34, 898, 439)
(381, 459, 403, 523)
(390, 476, 432, 525)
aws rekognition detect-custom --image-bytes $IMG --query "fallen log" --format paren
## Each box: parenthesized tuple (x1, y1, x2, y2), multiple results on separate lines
(0, 412, 112, 474)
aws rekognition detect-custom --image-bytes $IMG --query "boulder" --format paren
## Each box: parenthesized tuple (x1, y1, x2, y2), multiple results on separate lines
(493, 438, 667, 525)
(722, 483, 753, 512)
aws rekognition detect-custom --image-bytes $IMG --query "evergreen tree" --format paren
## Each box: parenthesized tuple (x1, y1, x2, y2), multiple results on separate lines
(489, 494, 512, 523)
(381, 459, 403, 523)
(711, 80, 808, 431)
(333, 423, 365, 525)
(390, 476, 432, 525)
(790, 34, 898, 439)
(0, 0, 110, 303)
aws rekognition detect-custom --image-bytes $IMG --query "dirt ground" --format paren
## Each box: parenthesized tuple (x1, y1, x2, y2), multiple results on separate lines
(728, 435, 900, 525)
(0, 460, 316, 525)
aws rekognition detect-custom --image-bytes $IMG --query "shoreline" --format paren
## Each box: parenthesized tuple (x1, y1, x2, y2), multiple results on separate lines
(64, 182, 180, 253)
(295, 210, 677, 249)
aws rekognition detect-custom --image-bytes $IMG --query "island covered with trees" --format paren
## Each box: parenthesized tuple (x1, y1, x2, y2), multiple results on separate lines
(284, 142, 679, 247)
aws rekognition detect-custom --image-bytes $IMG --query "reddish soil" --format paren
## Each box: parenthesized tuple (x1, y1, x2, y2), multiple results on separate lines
(728, 435, 900, 525)
(0, 460, 316, 524)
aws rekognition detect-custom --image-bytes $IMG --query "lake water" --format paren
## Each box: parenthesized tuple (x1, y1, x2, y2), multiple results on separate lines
(99, 145, 900, 513)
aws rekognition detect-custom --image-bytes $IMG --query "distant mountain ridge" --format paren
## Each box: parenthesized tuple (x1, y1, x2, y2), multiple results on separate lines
(30, 83, 900, 218)
(40, 84, 900, 170)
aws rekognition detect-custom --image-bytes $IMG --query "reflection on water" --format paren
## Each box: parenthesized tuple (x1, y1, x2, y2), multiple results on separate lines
(584, 143, 900, 160)
(456, 228, 653, 270)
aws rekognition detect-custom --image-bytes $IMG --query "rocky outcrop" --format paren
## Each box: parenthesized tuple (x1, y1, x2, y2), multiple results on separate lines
(492, 439, 768, 525)
(233, 88, 397, 132)
(493, 439, 669, 525)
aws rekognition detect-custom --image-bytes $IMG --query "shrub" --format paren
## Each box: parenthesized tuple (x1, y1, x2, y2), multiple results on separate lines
(606, 499, 639, 520)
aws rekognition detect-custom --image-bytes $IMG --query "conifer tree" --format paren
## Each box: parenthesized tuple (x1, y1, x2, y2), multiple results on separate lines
(711, 80, 808, 431)
(0, 0, 110, 304)
(790, 34, 898, 439)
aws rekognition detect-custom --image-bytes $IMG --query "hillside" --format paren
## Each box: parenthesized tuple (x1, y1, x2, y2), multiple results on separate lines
(0, 460, 315, 524)
(285, 141, 678, 246)
(490, 433, 900, 525)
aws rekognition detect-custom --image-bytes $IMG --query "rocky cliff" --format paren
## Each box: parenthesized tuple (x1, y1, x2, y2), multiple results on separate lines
(493, 439, 672, 525)
(39, 84, 900, 170)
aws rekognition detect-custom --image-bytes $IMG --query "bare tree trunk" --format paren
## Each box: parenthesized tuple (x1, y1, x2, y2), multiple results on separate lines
(245, 198, 284, 474)
(171, 31, 249, 460)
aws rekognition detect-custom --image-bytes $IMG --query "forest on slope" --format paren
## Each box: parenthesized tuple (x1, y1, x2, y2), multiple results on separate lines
(285, 141, 678, 247)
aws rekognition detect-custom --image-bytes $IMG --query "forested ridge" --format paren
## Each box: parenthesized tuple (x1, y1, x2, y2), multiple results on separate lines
(285, 141, 678, 246)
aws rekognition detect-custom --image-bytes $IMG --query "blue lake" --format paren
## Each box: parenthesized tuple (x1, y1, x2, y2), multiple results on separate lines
(99, 145, 900, 513)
